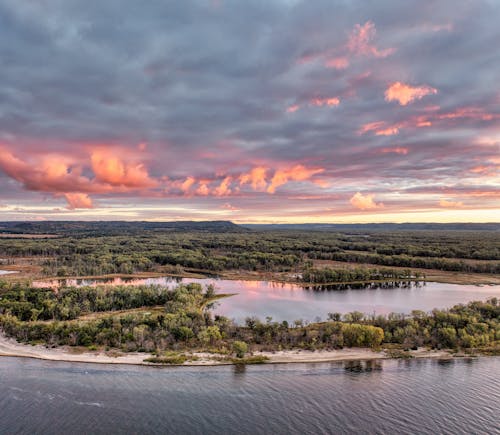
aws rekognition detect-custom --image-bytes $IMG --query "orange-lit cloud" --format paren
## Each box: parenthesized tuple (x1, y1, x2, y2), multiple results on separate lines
(0, 145, 160, 209)
(376, 126, 400, 136)
(350, 192, 384, 210)
(64, 193, 94, 209)
(286, 104, 300, 113)
(195, 181, 210, 196)
(0, 146, 95, 195)
(267, 165, 324, 194)
(439, 199, 464, 208)
(359, 121, 400, 136)
(214, 176, 232, 196)
(239, 166, 268, 191)
(90, 149, 157, 188)
(180, 176, 196, 193)
(385, 82, 438, 106)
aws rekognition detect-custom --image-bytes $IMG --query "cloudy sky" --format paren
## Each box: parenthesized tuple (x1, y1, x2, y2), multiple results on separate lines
(0, 0, 498, 222)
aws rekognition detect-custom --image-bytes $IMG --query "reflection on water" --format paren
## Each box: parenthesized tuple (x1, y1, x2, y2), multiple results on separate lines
(0, 270, 18, 275)
(1, 357, 499, 434)
(343, 359, 383, 373)
(32, 275, 500, 323)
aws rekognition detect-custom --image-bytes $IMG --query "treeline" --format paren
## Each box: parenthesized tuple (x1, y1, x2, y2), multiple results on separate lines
(370, 299, 500, 350)
(308, 251, 500, 274)
(301, 267, 423, 284)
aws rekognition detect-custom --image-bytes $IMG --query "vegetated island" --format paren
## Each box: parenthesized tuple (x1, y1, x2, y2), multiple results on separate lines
(0, 280, 498, 366)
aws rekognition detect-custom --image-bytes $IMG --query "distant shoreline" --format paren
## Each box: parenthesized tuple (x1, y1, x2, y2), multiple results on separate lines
(0, 333, 456, 367)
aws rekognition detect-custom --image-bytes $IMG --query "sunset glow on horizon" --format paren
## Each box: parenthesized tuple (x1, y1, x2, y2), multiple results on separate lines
(0, 1, 498, 223)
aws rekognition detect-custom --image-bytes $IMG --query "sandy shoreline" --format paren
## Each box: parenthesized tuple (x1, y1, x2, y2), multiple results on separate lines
(0, 333, 453, 367)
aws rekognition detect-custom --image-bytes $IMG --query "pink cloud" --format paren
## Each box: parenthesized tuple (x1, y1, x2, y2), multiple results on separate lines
(297, 21, 394, 70)
(436, 106, 498, 121)
(324, 57, 349, 69)
(64, 193, 94, 209)
(221, 203, 239, 211)
(350, 192, 384, 210)
(310, 97, 340, 107)
(385, 82, 438, 106)
(347, 21, 395, 58)
(380, 147, 409, 155)
(196, 181, 210, 196)
(286, 104, 300, 113)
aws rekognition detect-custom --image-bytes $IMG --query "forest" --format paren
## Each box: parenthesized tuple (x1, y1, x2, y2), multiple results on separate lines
(0, 222, 499, 279)
(0, 280, 498, 357)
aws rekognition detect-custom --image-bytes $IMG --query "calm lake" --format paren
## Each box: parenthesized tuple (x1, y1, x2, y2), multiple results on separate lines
(1, 356, 498, 434)
(33, 276, 500, 323)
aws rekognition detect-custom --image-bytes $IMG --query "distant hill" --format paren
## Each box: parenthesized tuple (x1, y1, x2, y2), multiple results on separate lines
(0, 220, 246, 236)
(0, 221, 498, 237)
(242, 223, 500, 232)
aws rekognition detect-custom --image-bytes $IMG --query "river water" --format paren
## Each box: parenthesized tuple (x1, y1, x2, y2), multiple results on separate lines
(32, 276, 500, 323)
(0, 356, 498, 434)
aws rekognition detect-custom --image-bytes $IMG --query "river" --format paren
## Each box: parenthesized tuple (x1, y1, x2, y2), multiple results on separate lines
(0, 356, 498, 434)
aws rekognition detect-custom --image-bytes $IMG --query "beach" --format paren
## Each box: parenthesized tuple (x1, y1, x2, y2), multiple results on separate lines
(0, 332, 452, 366)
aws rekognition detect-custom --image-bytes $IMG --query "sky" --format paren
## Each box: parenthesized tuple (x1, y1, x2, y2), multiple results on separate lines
(0, 0, 499, 223)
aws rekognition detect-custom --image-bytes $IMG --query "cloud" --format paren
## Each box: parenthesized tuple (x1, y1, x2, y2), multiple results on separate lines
(385, 82, 438, 106)
(196, 182, 210, 196)
(90, 149, 157, 188)
(286, 104, 300, 113)
(221, 203, 239, 211)
(350, 192, 384, 210)
(239, 167, 268, 191)
(324, 57, 349, 69)
(0, 1, 499, 220)
(180, 176, 196, 193)
(64, 193, 94, 209)
(347, 21, 395, 58)
(380, 147, 409, 155)
(358, 121, 400, 136)
(0, 146, 95, 195)
(267, 165, 324, 194)
(214, 176, 232, 196)
(310, 97, 340, 107)
(439, 199, 464, 208)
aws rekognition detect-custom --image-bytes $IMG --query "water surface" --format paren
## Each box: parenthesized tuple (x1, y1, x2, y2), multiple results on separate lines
(33, 276, 500, 323)
(1, 357, 498, 434)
